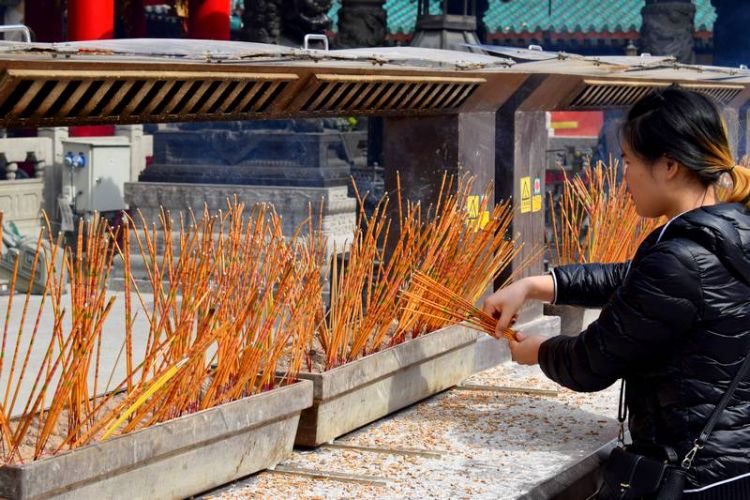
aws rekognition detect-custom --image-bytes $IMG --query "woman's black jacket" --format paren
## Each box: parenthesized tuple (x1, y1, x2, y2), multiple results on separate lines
(540, 203, 750, 488)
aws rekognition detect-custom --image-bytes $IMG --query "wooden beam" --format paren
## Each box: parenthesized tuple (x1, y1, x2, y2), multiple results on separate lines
(268, 465, 392, 486)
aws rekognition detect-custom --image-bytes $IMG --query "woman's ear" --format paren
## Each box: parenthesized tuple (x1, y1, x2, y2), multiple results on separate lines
(664, 158, 681, 180)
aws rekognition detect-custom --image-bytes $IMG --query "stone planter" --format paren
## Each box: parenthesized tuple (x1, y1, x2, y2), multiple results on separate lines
(543, 304, 601, 337)
(295, 324, 479, 447)
(0, 380, 313, 500)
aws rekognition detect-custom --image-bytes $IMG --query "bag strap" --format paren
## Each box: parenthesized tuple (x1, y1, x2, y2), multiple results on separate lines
(681, 350, 750, 469)
(617, 378, 627, 445)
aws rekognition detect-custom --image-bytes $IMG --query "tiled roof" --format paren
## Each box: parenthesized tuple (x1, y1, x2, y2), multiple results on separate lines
(327, 0, 716, 35)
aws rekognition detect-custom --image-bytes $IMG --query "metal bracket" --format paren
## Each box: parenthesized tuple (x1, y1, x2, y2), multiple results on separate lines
(0, 24, 31, 43)
(304, 34, 329, 51)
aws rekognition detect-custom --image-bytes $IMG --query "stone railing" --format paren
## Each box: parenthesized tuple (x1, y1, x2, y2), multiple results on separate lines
(0, 178, 43, 235)
(0, 136, 54, 235)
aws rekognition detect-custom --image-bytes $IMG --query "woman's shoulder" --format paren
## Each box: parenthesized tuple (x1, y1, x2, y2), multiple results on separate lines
(664, 204, 750, 286)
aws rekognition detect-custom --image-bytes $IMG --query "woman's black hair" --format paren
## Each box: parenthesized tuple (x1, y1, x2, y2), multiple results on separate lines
(622, 85, 733, 185)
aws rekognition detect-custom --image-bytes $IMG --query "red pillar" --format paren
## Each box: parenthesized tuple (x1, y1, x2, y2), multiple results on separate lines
(68, 0, 115, 41)
(188, 0, 231, 40)
(68, 0, 116, 137)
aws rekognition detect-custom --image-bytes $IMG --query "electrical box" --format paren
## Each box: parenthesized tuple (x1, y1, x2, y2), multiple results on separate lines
(62, 137, 131, 213)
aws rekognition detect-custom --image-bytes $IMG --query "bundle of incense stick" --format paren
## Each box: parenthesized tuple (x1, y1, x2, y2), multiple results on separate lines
(393, 174, 532, 340)
(0, 200, 321, 464)
(0, 174, 529, 461)
(549, 159, 661, 265)
(401, 271, 516, 341)
(316, 174, 527, 369)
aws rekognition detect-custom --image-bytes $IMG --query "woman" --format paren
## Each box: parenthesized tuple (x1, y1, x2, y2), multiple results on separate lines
(483, 87, 750, 497)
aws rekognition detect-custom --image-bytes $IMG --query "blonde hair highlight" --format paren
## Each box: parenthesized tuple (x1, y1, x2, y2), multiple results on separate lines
(701, 123, 750, 207)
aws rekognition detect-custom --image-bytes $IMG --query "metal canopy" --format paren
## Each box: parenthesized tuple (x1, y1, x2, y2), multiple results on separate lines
(0, 39, 746, 128)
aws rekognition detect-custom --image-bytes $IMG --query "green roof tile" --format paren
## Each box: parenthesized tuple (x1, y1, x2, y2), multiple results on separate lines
(327, 0, 716, 35)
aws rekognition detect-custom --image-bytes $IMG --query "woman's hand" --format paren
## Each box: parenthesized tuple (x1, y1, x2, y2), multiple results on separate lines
(482, 279, 529, 337)
(483, 275, 556, 338)
(508, 332, 545, 365)
(483, 275, 555, 364)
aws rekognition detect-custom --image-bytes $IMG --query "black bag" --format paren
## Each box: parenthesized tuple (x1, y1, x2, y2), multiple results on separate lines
(597, 446, 686, 500)
(596, 347, 750, 500)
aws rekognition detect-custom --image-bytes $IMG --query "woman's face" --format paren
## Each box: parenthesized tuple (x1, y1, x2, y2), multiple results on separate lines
(622, 142, 669, 218)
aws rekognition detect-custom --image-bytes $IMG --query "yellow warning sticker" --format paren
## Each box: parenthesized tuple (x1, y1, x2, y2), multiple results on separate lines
(532, 195, 542, 212)
(520, 176, 531, 213)
(467, 195, 490, 229)
(478, 211, 490, 229)
(467, 195, 480, 218)
(532, 176, 542, 212)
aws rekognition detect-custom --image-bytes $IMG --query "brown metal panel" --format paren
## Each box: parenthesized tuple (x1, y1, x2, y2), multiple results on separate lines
(303, 73, 488, 113)
(341, 82, 377, 112)
(79, 80, 115, 117)
(219, 80, 253, 114)
(412, 83, 440, 109)
(581, 85, 607, 106)
(321, 81, 353, 111)
(120, 80, 157, 117)
(0, 72, 18, 110)
(316, 74, 485, 85)
(417, 83, 446, 109)
(194, 80, 230, 115)
(598, 85, 621, 106)
(444, 84, 475, 108)
(379, 82, 408, 109)
(164, 79, 199, 115)
(0, 69, 298, 124)
(619, 85, 643, 105)
(142, 80, 181, 117)
(423, 83, 452, 109)
(178, 79, 213, 116)
(374, 82, 404, 110)
(228, 81, 264, 115)
(7, 79, 45, 118)
(251, 80, 284, 112)
(337, 82, 365, 110)
(304, 81, 336, 111)
(216, 80, 247, 114)
(100, 80, 136, 116)
(348, 83, 376, 110)
(31, 80, 68, 118)
(569, 84, 596, 107)
(435, 84, 464, 109)
(58, 80, 93, 116)
(361, 83, 390, 110)
(396, 83, 425, 110)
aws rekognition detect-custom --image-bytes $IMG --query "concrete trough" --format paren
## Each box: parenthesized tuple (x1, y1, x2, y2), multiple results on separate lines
(0, 380, 313, 500)
(295, 323, 479, 447)
(543, 304, 601, 337)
